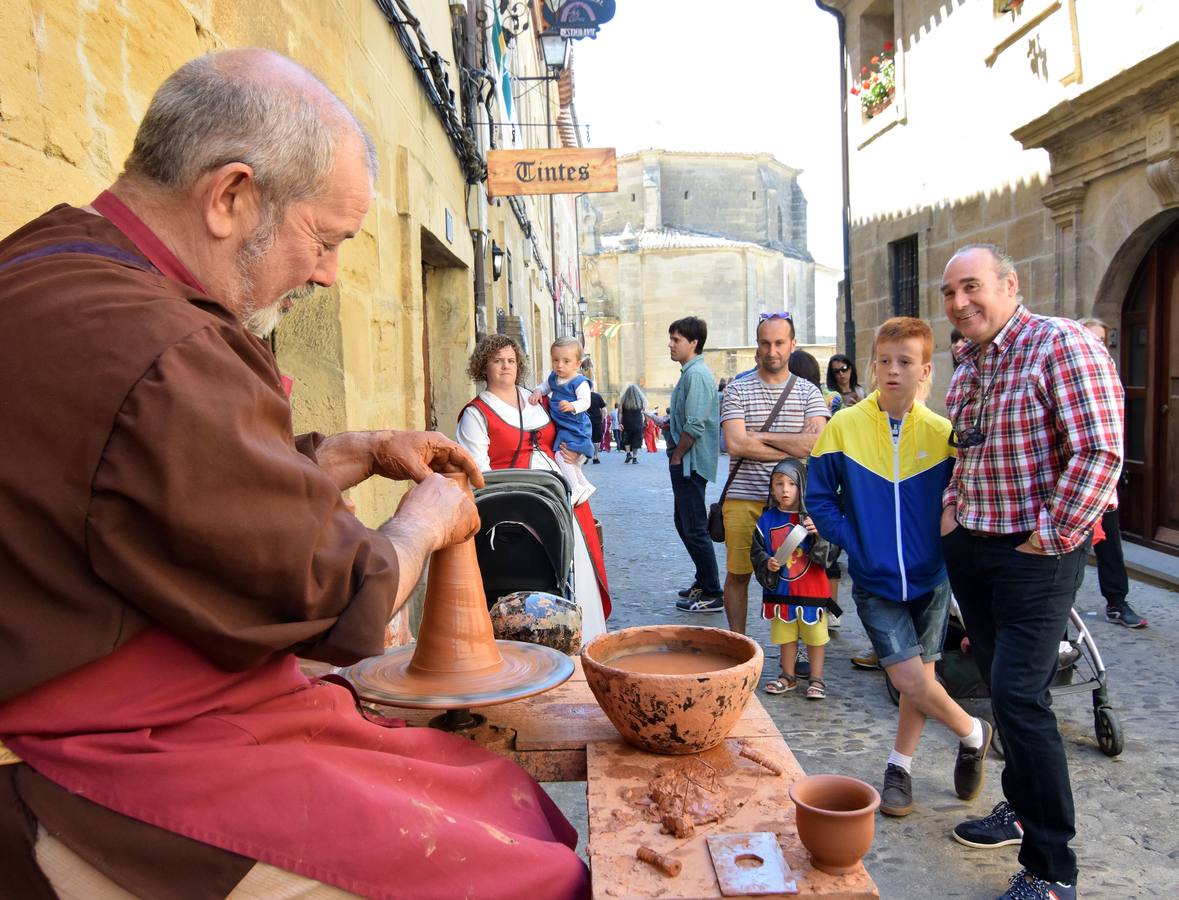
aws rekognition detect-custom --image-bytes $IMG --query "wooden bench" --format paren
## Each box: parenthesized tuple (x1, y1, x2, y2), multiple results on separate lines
(358, 659, 879, 899)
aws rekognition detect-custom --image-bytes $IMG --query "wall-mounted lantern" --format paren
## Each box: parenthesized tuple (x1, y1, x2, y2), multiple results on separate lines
(491, 242, 505, 281)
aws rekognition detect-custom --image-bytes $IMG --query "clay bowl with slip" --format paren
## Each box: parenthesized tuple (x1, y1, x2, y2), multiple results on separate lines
(581, 625, 762, 754)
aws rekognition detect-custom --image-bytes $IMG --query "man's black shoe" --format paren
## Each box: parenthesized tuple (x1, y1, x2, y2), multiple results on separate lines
(677, 584, 701, 599)
(952, 800, 1023, 848)
(954, 718, 993, 801)
(879, 764, 913, 817)
(677, 593, 724, 613)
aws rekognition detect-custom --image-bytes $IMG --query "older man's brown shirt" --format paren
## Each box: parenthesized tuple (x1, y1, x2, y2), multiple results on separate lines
(0, 205, 400, 895)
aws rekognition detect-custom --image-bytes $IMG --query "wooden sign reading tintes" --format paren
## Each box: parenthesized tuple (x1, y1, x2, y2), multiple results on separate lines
(487, 148, 618, 198)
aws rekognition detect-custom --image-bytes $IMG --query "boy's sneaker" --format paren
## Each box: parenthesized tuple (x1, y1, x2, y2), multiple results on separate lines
(996, 867, 1075, 900)
(677, 584, 701, 599)
(879, 764, 913, 817)
(952, 800, 1023, 848)
(1105, 602, 1148, 628)
(953, 718, 993, 800)
(677, 593, 723, 613)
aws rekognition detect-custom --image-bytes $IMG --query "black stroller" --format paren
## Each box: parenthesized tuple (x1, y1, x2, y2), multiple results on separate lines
(471, 469, 576, 608)
(885, 598, 1124, 757)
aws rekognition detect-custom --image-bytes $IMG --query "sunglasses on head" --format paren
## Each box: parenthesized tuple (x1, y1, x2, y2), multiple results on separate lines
(832, 365, 850, 374)
(758, 311, 793, 322)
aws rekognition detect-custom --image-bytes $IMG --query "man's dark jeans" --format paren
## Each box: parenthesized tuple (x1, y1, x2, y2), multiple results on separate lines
(942, 528, 1083, 885)
(669, 462, 720, 596)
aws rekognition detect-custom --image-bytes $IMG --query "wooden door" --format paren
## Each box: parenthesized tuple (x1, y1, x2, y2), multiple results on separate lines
(1119, 221, 1179, 551)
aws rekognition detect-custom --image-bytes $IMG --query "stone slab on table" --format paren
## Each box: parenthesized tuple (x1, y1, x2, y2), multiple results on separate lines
(585, 736, 879, 900)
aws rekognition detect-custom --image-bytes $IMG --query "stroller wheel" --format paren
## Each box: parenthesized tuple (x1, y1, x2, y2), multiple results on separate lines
(1095, 706, 1124, 757)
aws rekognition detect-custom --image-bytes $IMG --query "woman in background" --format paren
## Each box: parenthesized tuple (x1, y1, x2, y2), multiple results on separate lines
(619, 385, 647, 464)
(825, 353, 866, 414)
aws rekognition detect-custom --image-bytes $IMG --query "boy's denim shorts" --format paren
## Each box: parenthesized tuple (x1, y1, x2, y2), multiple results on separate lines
(851, 580, 952, 668)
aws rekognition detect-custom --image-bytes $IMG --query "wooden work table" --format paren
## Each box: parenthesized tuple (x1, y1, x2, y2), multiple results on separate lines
(358, 658, 880, 899)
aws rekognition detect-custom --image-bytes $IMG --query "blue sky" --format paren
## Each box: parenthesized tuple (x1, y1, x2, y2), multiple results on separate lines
(571, 0, 843, 267)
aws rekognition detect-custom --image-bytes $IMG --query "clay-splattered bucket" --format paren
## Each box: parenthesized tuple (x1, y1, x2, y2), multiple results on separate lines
(788, 774, 880, 875)
(581, 625, 763, 754)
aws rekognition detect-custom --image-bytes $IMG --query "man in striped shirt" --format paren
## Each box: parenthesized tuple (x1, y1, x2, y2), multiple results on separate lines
(719, 314, 829, 633)
(939, 244, 1123, 900)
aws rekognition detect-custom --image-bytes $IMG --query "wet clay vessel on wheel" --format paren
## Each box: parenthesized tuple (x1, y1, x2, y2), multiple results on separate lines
(342, 472, 573, 710)
(581, 625, 763, 754)
(788, 774, 880, 875)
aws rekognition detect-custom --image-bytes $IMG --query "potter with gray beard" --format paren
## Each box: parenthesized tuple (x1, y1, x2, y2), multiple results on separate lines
(0, 48, 588, 899)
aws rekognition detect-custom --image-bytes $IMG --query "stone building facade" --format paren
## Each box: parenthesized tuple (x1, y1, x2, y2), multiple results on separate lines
(578, 150, 816, 408)
(828, 0, 1179, 554)
(1, 0, 586, 529)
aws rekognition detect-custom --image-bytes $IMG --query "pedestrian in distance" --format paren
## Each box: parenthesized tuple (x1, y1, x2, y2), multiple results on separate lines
(663, 316, 723, 613)
(950, 327, 969, 368)
(619, 385, 647, 464)
(940, 244, 1123, 900)
(808, 317, 993, 822)
(1078, 316, 1147, 629)
(589, 386, 606, 464)
(643, 407, 660, 453)
(719, 312, 828, 633)
(752, 459, 830, 699)
(529, 336, 597, 505)
(612, 402, 623, 451)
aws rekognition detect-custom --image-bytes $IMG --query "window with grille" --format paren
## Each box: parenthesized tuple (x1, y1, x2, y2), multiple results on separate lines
(889, 235, 919, 318)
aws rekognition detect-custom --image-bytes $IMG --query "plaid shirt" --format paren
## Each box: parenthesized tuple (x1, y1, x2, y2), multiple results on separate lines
(943, 305, 1123, 555)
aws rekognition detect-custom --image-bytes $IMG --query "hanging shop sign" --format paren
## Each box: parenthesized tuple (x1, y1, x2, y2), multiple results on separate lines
(487, 147, 617, 198)
(541, 0, 616, 39)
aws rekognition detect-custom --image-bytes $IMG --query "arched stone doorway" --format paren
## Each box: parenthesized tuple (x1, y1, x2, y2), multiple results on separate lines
(1118, 218, 1179, 552)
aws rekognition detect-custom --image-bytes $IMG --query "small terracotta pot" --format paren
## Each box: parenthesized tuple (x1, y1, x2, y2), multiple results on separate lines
(581, 625, 763, 755)
(788, 774, 880, 875)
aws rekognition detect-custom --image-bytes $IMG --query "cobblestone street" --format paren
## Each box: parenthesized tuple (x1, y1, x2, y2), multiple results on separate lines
(564, 447, 1179, 897)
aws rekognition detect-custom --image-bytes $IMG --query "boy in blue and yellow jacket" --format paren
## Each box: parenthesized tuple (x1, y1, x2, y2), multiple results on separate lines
(807, 317, 993, 819)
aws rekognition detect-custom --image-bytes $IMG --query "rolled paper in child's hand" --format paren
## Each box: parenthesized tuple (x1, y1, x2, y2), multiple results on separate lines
(773, 523, 810, 566)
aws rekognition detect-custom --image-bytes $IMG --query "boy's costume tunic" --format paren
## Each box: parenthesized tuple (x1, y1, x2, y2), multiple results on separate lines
(0, 203, 587, 899)
(751, 507, 830, 624)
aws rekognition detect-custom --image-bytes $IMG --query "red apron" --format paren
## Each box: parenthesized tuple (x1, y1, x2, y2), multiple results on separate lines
(0, 628, 587, 899)
(464, 398, 611, 617)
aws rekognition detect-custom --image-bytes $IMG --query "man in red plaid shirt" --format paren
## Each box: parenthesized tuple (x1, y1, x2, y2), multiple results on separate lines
(938, 244, 1122, 900)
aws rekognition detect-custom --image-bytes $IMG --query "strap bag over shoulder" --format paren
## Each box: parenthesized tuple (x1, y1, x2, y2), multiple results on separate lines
(707, 376, 797, 543)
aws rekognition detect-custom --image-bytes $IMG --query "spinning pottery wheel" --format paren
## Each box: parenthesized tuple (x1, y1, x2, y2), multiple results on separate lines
(342, 472, 574, 730)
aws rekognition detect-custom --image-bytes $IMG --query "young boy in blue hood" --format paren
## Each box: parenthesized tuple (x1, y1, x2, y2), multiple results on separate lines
(751, 458, 832, 699)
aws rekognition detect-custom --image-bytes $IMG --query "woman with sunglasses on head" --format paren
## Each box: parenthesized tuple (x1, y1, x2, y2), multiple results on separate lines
(826, 354, 866, 414)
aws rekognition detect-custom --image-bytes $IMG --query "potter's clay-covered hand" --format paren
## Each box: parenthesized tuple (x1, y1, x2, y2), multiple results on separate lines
(314, 430, 484, 491)
(371, 431, 486, 488)
(396, 472, 481, 550)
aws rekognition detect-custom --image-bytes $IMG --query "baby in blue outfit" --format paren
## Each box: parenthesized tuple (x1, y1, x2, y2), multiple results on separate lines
(529, 337, 596, 505)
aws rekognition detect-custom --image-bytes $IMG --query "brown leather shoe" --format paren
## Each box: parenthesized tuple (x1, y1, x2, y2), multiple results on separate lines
(851, 648, 879, 670)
